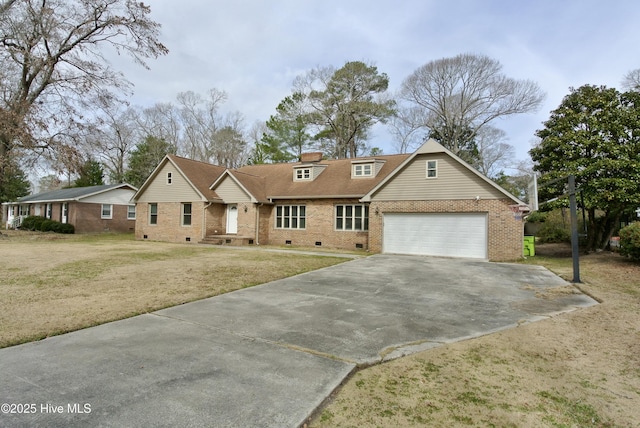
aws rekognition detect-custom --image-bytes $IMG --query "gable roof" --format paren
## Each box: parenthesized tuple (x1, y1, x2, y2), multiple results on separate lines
(133, 154, 226, 202)
(361, 139, 525, 204)
(227, 154, 411, 202)
(17, 184, 137, 204)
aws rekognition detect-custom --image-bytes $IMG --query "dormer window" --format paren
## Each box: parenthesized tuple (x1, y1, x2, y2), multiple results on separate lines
(353, 163, 373, 177)
(293, 163, 327, 181)
(351, 160, 385, 178)
(295, 168, 311, 180)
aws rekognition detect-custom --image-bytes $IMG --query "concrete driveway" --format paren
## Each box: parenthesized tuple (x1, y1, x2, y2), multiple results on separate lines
(0, 255, 597, 427)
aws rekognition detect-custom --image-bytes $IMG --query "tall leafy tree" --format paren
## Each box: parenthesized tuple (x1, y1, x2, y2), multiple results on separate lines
(74, 159, 104, 187)
(530, 85, 640, 250)
(400, 53, 545, 160)
(294, 61, 395, 158)
(0, 159, 30, 202)
(261, 92, 312, 162)
(124, 136, 176, 188)
(0, 0, 167, 174)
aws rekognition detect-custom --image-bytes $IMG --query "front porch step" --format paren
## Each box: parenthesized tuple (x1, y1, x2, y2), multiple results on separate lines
(199, 235, 254, 246)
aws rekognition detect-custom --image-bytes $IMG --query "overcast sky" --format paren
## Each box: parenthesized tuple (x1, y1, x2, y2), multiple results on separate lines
(112, 0, 640, 164)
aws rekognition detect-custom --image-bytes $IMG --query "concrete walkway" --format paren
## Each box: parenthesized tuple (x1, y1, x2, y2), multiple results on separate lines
(0, 255, 597, 427)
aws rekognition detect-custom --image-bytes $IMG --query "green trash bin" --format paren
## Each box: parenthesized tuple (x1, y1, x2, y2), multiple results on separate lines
(524, 236, 535, 257)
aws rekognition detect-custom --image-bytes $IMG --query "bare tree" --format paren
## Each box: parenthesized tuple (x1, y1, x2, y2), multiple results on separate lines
(473, 126, 515, 177)
(175, 89, 247, 166)
(88, 105, 141, 183)
(389, 105, 427, 154)
(0, 0, 168, 168)
(138, 103, 182, 150)
(622, 68, 640, 91)
(400, 53, 545, 159)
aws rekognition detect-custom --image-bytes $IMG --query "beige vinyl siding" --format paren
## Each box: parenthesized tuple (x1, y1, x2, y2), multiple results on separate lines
(136, 163, 203, 202)
(214, 176, 252, 203)
(372, 153, 505, 201)
(374, 160, 386, 176)
(80, 188, 136, 205)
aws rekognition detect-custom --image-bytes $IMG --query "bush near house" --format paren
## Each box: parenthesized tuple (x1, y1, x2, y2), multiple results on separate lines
(619, 222, 640, 261)
(20, 216, 75, 234)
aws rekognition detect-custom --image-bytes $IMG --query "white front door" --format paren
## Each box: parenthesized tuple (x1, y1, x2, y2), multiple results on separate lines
(61, 203, 68, 224)
(226, 204, 238, 234)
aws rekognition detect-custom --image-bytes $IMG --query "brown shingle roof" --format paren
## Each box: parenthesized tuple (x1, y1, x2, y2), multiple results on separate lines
(233, 154, 411, 201)
(167, 154, 227, 200)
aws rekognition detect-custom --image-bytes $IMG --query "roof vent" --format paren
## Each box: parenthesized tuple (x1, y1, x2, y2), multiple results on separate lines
(300, 152, 323, 163)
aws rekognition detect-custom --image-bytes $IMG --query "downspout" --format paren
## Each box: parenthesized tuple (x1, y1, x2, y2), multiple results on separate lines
(255, 203, 263, 245)
(202, 202, 213, 240)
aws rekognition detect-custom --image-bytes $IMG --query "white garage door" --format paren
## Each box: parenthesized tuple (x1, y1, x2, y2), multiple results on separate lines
(383, 213, 488, 259)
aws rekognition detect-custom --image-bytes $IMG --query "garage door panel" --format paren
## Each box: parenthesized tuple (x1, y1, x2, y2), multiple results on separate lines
(383, 213, 487, 259)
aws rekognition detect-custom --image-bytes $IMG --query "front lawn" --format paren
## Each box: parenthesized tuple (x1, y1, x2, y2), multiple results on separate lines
(0, 231, 350, 348)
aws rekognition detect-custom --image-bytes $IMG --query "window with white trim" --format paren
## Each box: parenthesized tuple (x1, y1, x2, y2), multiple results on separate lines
(426, 160, 438, 178)
(101, 204, 113, 219)
(149, 203, 158, 225)
(353, 163, 373, 177)
(294, 168, 311, 181)
(182, 203, 192, 226)
(276, 205, 306, 229)
(127, 205, 136, 220)
(167, 172, 172, 184)
(335, 204, 369, 231)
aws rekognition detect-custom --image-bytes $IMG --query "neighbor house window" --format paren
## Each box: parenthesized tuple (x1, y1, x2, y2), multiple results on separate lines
(149, 203, 158, 225)
(46, 203, 52, 219)
(101, 204, 113, 219)
(335, 204, 369, 231)
(294, 168, 311, 181)
(127, 205, 136, 220)
(275, 205, 306, 229)
(353, 163, 373, 177)
(426, 160, 438, 178)
(167, 172, 172, 184)
(182, 203, 192, 226)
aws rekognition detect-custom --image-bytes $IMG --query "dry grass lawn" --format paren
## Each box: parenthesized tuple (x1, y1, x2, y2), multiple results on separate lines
(0, 230, 350, 348)
(309, 244, 640, 427)
(2, 232, 639, 427)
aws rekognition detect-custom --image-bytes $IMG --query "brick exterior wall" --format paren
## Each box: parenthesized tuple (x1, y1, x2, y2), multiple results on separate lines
(367, 199, 523, 261)
(71, 203, 135, 233)
(265, 199, 369, 251)
(135, 198, 523, 261)
(136, 202, 207, 243)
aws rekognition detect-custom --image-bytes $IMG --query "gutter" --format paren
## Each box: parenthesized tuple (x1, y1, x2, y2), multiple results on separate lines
(267, 194, 365, 200)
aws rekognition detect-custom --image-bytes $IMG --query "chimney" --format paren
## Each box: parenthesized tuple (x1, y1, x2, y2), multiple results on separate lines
(300, 152, 323, 163)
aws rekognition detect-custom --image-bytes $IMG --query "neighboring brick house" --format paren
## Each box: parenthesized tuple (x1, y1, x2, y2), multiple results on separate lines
(132, 139, 528, 261)
(3, 184, 137, 233)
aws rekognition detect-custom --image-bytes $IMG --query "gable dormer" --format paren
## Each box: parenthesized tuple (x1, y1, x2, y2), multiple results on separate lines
(351, 159, 386, 178)
(293, 163, 327, 181)
(294, 152, 327, 182)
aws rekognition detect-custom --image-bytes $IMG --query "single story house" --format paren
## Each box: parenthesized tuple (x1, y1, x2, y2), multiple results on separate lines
(3, 184, 137, 233)
(132, 139, 527, 261)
